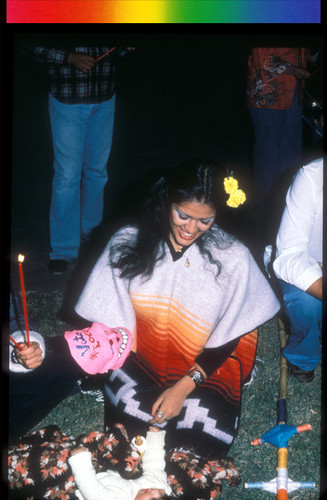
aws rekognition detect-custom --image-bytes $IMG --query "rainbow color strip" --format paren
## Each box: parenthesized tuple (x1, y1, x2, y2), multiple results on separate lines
(7, 0, 320, 23)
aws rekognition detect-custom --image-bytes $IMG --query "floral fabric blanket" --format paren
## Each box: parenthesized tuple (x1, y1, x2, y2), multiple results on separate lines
(8, 425, 241, 499)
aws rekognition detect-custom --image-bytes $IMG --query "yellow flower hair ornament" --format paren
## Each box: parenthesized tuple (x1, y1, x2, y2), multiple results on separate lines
(224, 175, 246, 208)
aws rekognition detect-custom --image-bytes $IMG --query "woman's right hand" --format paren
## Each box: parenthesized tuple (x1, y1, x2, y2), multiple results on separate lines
(15, 341, 43, 369)
(149, 376, 196, 425)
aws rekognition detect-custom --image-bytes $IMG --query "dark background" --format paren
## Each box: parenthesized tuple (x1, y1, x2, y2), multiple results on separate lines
(9, 31, 323, 252)
(1, 29, 323, 299)
(10, 31, 254, 254)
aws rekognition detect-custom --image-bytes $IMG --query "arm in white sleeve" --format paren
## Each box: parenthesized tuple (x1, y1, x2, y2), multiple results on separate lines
(142, 431, 166, 473)
(69, 451, 123, 500)
(273, 162, 323, 292)
(75, 228, 136, 339)
(132, 430, 171, 495)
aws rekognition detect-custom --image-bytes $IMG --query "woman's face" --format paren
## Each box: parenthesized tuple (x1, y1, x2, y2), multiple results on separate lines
(169, 200, 216, 249)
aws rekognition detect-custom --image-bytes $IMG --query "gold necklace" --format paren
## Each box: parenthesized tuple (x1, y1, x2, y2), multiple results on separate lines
(168, 233, 190, 265)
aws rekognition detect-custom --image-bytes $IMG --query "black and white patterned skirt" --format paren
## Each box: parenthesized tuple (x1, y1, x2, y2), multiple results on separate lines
(104, 352, 242, 460)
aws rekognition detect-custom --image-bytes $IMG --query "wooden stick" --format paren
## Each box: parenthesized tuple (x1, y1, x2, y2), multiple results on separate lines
(278, 317, 288, 401)
(18, 255, 30, 347)
(9, 336, 23, 351)
(97, 47, 116, 62)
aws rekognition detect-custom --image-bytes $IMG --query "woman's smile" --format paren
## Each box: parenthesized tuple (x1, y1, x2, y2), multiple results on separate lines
(178, 227, 197, 240)
(169, 200, 216, 251)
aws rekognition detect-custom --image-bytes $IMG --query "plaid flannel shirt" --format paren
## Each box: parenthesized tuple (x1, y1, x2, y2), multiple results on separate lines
(24, 46, 118, 104)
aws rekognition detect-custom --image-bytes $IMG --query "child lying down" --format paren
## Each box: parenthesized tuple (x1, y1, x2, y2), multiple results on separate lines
(8, 423, 240, 499)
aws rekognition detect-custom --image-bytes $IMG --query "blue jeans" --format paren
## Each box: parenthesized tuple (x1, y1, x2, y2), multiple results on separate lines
(279, 280, 322, 371)
(48, 94, 115, 261)
(248, 86, 302, 208)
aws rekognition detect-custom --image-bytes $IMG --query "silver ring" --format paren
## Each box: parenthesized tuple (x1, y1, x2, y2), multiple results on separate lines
(157, 411, 165, 418)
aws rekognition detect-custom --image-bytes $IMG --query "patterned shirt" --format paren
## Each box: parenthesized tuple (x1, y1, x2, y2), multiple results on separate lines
(247, 47, 310, 110)
(23, 45, 124, 104)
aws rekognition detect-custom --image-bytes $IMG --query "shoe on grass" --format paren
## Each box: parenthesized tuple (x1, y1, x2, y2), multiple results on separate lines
(290, 363, 314, 383)
(48, 259, 68, 275)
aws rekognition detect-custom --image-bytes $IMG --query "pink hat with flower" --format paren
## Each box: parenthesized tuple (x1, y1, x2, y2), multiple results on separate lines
(64, 323, 132, 374)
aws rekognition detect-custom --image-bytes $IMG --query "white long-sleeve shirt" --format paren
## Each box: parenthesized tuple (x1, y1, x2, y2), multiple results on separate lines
(273, 158, 323, 291)
(68, 430, 171, 500)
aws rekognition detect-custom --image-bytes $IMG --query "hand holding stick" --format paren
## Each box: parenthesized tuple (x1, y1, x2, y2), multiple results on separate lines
(18, 254, 30, 346)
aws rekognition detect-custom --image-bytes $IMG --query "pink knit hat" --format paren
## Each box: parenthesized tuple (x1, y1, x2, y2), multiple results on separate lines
(64, 323, 132, 374)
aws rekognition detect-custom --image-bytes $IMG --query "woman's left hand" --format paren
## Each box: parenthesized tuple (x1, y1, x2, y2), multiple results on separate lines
(149, 376, 195, 425)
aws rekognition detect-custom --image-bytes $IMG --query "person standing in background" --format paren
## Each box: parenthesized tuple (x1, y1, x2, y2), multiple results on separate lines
(247, 47, 312, 212)
(21, 36, 134, 274)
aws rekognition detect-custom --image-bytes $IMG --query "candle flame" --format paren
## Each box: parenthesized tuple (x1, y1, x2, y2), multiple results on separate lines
(18, 254, 25, 263)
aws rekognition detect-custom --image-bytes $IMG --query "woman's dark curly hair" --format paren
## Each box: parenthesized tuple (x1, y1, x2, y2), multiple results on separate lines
(109, 159, 236, 280)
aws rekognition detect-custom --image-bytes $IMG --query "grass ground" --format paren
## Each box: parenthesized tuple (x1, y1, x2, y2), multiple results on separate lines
(27, 289, 321, 499)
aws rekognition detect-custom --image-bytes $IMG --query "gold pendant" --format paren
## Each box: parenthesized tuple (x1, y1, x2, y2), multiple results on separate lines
(185, 259, 190, 267)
